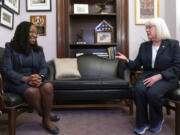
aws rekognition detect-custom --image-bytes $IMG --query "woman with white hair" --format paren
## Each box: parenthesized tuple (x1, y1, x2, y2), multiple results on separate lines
(116, 17, 180, 134)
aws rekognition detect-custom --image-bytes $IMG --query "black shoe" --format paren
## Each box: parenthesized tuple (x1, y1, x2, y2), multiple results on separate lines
(51, 114, 60, 122)
(43, 125, 60, 135)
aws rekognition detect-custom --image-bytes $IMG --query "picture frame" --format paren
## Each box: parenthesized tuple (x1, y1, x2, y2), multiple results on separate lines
(135, 0, 159, 24)
(0, 6, 14, 29)
(0, 0, 2, 5)
(3, 0, 20, 14)
(74, 4, 89, 14)
(26, 0, 51, 12)
(97, 32, 111, 43)
(94, 20, 114, 44)
(30, 15, 46, 36)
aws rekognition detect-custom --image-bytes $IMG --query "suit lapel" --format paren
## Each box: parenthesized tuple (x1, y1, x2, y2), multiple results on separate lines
(156, 40, 168, 59)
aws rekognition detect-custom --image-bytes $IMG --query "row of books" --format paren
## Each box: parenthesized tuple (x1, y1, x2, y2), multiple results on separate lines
(75, 47, 116, 59)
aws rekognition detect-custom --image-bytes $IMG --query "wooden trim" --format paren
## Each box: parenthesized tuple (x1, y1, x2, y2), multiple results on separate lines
(175, 102, 180, 135)
(53, 99, 133, 115)
(116, 0, 129, 58)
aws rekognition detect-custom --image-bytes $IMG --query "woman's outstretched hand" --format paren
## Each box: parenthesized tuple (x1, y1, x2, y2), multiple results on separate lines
(115, 52, 129, 63)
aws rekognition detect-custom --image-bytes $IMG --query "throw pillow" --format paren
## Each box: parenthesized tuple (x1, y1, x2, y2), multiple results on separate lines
(54, 58, 81, 80)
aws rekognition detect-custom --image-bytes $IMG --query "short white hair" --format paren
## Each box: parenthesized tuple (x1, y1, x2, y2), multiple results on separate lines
(145, 17, 171, 40)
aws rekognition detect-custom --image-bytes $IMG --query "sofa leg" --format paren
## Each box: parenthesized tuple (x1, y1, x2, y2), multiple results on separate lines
(8, 109, 16, 135)
(175, 102, 180, 135)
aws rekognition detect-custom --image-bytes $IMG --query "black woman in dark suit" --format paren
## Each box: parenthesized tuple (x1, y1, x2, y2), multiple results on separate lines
(3, 21, 59, 134)
(116, 17, 180, 134)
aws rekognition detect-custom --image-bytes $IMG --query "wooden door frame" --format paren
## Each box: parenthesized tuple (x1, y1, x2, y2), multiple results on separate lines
(56, 0, 129, 58)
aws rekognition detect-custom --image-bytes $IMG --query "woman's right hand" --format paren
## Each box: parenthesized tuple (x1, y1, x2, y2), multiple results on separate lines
(21, 74, 41, 87)
(115, 52, 129, 63)
(28, 74, 42, 87)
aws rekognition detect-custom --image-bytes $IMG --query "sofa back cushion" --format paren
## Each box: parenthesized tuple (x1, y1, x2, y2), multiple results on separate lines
(54, 58, 81, 80)
(77, 54, 118, 78)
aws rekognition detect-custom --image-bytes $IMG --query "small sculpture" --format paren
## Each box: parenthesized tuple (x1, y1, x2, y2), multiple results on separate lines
(76, 29, 86, 44)
(96, 0, 114, 14)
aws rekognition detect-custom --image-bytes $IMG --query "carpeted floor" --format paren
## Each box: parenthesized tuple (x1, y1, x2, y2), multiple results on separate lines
(0, 107, 175, 135)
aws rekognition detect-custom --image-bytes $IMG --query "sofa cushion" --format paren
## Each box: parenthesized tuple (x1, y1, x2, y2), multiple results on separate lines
(52, 78, 129, 90)
(54, 58, 81, 80)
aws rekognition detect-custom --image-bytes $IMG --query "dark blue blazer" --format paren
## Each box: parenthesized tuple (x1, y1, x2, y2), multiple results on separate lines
(128, 39, 180, 83)
(3, 43, 48, 85)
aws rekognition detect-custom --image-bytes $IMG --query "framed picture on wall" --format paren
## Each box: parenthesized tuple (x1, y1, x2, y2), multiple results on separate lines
(135, 0, 159, 24)
(26, 0, 51, 12)
(0, 6, 14, 29)
(30, 15, 46, 36)
(3, 0, 20, 14)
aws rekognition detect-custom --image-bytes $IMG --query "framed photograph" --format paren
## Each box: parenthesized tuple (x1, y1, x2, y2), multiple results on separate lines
(97, 32, 111, 43)
(30, 15, 46, 36)
(26, 0, 51, 11)
(0, 6, 14, 29)
(135, 0, 159, 24)
(3, 0, 20, 14)
(74, 4, 88, 14)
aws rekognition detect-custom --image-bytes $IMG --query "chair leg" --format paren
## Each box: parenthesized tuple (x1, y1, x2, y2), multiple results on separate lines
(129, 99, 133, 115)
(175, 102, 180, 135)
(164, 100, 171, 115)
(8, 108, 16, 135)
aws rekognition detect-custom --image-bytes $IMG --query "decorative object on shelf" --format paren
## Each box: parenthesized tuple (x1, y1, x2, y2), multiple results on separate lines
(30, 15, 46, 36)
(0, 6, 14, 29)
(26, 0, 51, 12)
(95, 20, 113, 44)
(76, 29, 86, 44)
(95, 0, 114, 14)
(108, 46, 116, 59)
(74, 4, 88, 14)
(3, 0, 20, 14)
(136, 0, 159, 24)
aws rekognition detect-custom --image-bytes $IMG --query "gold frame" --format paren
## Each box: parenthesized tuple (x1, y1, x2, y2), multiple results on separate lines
(30, 15, 46, 36)
(135, 0, 159, 25)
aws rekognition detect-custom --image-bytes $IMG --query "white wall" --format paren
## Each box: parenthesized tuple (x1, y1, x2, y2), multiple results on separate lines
(0, 0, 56, 61)
(165, 0, 176, 39)
(176, 0, 180, 42)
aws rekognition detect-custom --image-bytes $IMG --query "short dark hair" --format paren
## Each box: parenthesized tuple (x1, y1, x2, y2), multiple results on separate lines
(11, 21, 42, 55)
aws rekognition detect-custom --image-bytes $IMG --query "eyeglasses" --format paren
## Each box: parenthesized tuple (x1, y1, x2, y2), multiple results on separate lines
(145, 25, 155, 30)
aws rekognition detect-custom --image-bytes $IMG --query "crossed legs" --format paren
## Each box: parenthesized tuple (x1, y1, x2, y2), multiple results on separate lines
(23, 82, 57, 130)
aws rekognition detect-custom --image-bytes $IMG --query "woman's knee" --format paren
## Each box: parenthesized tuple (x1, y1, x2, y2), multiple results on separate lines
(134, 84, 147, 94)
(24, 88, 40, 100)
(40, 83, 53, 95)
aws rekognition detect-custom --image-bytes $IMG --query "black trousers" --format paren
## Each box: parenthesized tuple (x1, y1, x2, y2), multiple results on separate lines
(133, 74, 177, 128)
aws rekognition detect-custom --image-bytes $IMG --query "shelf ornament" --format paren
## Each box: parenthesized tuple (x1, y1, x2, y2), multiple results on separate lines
(95, 20, 114, 44)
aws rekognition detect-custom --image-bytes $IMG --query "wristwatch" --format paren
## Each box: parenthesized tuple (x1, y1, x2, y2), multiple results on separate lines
(39, 74, 45, 81)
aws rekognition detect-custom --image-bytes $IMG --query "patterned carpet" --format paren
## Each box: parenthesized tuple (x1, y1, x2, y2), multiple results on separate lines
(0, 107, 175, 135)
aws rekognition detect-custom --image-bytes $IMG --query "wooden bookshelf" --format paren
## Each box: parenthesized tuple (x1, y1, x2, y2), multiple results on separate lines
(56, 0, 129, 58)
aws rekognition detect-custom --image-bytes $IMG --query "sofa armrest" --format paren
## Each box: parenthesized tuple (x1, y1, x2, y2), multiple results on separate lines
(47, 60, 55, 81)
(118, 60, 130, 82)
